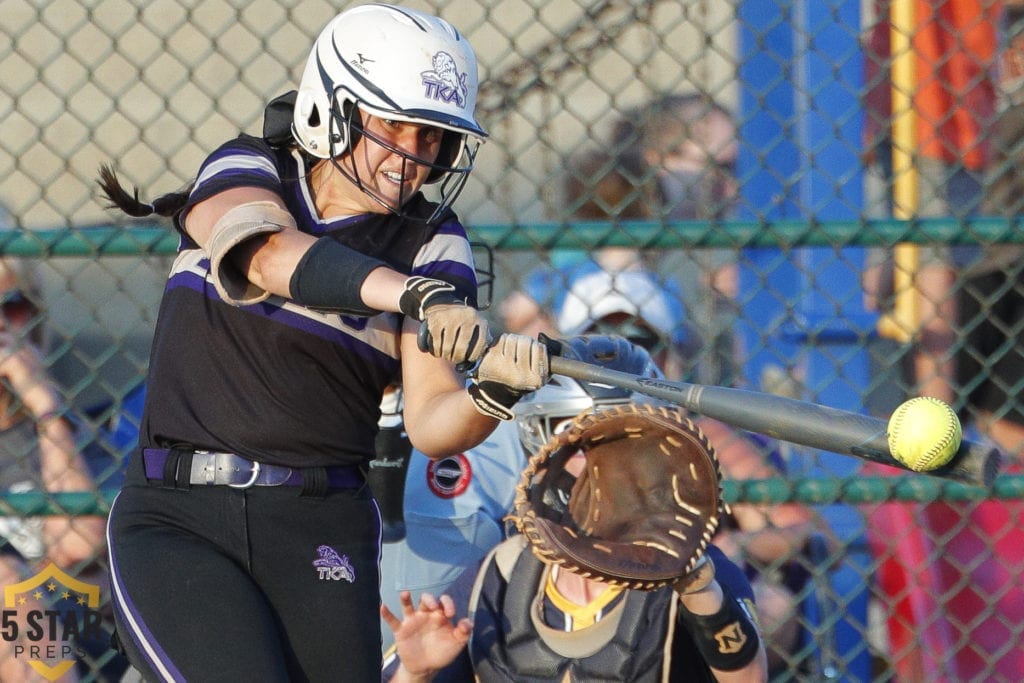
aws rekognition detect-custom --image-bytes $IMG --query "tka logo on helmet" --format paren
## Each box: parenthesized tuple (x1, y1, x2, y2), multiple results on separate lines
(421, 52, 468, 109)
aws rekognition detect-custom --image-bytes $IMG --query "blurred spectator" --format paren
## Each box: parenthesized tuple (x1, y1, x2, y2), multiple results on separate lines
(972, 0, 1024, 459)
(571, 93, 742, 386)
(505, 93, 742, 382)
(861, 3, 1024, 679)
(627, 94, 739, 227)
(631, 93, 740, 367)
(0, 257, 107, 681)
(498, 144, 650, 338)
(861, 0, 999, 405)
(557, 268, 698, 382)
(933, 3, 1024, 678)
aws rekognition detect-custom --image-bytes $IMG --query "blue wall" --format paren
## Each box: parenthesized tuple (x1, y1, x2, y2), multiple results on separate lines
(737, 1, 876, 678)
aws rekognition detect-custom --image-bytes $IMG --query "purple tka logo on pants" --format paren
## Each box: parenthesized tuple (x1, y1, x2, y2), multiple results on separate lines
(313, 545, 356, 583)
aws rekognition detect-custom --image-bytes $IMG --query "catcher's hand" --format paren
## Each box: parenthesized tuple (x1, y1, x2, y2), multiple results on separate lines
(673, 553, 716, 595)
(511, 404, 723, 590)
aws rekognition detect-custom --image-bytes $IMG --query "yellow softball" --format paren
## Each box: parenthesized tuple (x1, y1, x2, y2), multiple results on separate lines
(886, 397, 962, 472)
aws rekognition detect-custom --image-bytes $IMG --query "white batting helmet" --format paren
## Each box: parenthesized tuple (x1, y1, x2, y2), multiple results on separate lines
(292, 3, 487, 203)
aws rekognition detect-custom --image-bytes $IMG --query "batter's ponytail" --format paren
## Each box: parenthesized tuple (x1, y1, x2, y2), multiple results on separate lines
(97, 163, 193, 218)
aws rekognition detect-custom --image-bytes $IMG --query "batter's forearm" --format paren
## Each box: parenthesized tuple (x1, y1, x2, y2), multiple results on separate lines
(405, 391, 498, 458)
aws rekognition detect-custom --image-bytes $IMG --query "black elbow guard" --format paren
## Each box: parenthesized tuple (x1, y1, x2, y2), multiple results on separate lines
(289, 237, 386, 316)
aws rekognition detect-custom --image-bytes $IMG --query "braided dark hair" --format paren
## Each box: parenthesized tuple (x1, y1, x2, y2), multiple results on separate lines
(96, 164, 193, 218)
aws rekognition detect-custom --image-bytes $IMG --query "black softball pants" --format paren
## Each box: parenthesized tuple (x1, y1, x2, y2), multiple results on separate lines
(107, 474, 382, 682)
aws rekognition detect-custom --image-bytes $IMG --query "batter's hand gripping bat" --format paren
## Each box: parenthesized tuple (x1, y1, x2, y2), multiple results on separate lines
(549, 356, 1001, 487)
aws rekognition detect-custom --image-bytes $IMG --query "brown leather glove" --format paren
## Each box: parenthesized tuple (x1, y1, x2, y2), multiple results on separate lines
(511, 404, 723, 590)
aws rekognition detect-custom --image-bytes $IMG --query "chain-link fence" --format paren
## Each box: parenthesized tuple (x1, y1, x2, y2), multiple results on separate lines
(2, 0, 1023, 680)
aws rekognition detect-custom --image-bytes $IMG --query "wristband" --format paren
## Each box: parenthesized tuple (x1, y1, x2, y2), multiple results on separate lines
(678, 584, 761, 671)
(467, 381, 526, 421)
(289, 238, 386, 315)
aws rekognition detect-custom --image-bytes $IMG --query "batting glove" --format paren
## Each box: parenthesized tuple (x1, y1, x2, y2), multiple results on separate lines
(400, 276, 489, 365)
(468, 334, 550, 421)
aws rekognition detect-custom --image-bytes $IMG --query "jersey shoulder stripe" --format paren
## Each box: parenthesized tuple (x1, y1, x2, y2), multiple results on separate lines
(166, 249, 402, 362)
(181, 135, 283, 218)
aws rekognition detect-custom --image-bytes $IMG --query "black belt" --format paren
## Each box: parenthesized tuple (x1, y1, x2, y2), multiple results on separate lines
(142, 448, 363, 489)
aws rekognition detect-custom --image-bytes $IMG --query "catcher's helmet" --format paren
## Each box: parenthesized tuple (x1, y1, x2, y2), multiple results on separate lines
(292, 4, 487, 218)
(514, 334, 664, 455)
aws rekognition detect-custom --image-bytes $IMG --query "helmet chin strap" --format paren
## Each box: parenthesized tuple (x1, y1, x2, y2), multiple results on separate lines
(325, 107, 413, 219)
(327, 151, 414, 220)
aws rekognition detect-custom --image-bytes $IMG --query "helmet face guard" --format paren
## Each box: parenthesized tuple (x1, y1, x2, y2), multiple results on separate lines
(325, 94, 480, 222)
(515, 378, 606, 457)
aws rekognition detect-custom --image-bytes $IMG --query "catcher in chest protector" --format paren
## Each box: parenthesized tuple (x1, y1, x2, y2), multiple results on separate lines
(382, 353, 769, 682)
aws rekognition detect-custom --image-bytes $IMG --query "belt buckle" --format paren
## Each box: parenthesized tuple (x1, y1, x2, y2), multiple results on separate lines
(228, 459, 261, 488)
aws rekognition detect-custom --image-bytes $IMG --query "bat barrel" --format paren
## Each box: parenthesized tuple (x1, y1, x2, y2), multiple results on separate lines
(930, 439, 1002, 488)
(549, 356, 1001, 487)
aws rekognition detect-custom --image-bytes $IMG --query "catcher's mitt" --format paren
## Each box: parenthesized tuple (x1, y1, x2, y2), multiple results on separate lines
(511, 404, 722, 590)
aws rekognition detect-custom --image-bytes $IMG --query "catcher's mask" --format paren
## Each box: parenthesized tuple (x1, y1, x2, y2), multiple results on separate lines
(514, 334, 665, 455)
(511, 403, 724, 590)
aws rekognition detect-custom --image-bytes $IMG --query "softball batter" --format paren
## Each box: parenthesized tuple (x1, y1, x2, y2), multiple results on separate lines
(97, 4, 548, 680)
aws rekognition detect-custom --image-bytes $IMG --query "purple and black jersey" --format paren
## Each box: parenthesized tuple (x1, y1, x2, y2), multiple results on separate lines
(139, 134, 478, 468)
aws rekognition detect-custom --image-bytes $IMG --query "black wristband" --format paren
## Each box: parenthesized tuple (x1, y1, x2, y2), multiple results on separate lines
(467, 381, 527, 421)
(289, 238, 386, 315)
(677, 584, 761, 671)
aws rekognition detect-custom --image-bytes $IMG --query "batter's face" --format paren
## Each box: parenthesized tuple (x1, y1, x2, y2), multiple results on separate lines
(342, 114, 444, 213)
